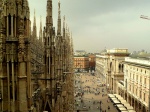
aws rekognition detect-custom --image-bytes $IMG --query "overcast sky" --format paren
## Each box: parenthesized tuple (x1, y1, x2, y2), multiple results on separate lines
(29, 0, 150, 53)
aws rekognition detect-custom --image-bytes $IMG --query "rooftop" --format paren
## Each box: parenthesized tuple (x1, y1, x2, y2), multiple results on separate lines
(125, 57, 150, 66)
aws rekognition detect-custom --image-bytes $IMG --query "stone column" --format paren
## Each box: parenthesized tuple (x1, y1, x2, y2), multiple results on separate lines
(7, 62, 10, 111)
(12, 61, 15, 112)
(7, 16, 8, 36)
(130, 96, 132, 106)
(18, 24, 28, 111)
(11, 16, 13, 36)
(14, 16, 16, 37)
(18, 62, 28, 111)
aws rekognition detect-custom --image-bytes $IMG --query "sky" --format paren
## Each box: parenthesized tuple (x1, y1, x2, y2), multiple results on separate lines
(29, 0, 150, 53)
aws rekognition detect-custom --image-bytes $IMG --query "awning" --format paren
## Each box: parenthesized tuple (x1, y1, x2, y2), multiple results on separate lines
(114, 94, 121, 98)
(114, 94, 124, 100)
(126, 106, 134, 110)
(111, 98, 118, 100)
(123, 103, 131, 108)
(118, 107, 127, 111)
(108, 94, 115, 98)
(120, 99, 127, 103)
(116, 104, 125, 108)
(113, 99, 121, 104)
(128, 110, 136, 112)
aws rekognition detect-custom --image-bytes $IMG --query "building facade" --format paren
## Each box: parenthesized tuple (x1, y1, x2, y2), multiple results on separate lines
(89, 54, 96, 72)
(118, 57, 150, 112)
(74, 52, 96, 73)
(96, 48, 150, 112)
(0, 0, 31, 111)
(74, 56, 89, 72)
(96, 54, 108, 83)
(96, 48, 129, 93)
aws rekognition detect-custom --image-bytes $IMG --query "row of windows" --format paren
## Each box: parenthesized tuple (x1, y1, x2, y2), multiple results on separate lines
(127, 65, 148, 74)
(129, 73, 148, 84)
(129, 85, 147, 102)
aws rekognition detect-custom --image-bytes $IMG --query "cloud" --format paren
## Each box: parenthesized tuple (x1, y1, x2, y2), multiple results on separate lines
(29, 0, 150, 53)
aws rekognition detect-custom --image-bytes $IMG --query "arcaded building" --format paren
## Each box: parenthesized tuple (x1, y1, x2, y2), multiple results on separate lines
(96, 48, 129, 93)
(95, 54, 108, 83)
(96, 48, 150, 112)
(118, 57, 150, 112)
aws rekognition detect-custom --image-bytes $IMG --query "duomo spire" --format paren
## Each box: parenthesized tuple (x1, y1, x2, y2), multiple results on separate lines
(33, 9, 37, 38)
(57, 0, 61, 35)
(0, 0, 74, 111)
(39, 16, 43, 41)
(63, 15, 65, 38)
(46, 0, 53, 26)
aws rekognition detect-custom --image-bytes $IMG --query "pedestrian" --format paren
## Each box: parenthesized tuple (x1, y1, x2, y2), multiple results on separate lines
(108, 106, 110, 110)
(107, 99, 109, 103)
(100, 101, 102, 104)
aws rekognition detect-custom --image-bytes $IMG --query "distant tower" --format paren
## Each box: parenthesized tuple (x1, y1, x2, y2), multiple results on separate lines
(0, 0, 31, 111)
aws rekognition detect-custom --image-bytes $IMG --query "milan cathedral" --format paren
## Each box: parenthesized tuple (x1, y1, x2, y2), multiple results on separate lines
(0, 0, 74, 111)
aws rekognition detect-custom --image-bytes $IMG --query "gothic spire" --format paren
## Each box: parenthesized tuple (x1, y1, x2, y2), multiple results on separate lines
(46, 0, 53, 26)
(63, 15, 65, 29)
(57, 0, 61, 35)
(39, 16, 43, 42)
(33, 9, 36, 26)
(33, 9, 37, 38)
(63, 15, 65, 38)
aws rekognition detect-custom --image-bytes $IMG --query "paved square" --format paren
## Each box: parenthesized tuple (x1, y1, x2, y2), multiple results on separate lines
(74, 72, 118, 112)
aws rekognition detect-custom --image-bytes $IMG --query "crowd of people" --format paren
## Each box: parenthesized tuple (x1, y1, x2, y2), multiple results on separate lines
(74, 72, 118, 112)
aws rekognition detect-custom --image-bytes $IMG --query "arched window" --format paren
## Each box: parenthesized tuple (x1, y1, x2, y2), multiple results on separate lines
(110, 62, 112, 70)
(122, 64, 124, 72)
(13, 14, 15, 36)
(119, 64, 121, 72)
(8, 14, 11, 35)
(24, 17, 27, 36)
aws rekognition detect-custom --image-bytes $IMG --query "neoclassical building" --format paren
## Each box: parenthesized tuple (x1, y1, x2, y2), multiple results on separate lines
(96, 54, 108, 82)
(96, 48, 129, 93)
(96, 48, 150, 112)
(0, 0, 74, 112)
(118, 57, 150, 112)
